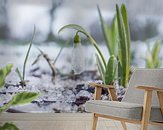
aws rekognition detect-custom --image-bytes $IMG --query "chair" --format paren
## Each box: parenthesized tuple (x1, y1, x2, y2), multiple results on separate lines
(85, 69, 163, 130)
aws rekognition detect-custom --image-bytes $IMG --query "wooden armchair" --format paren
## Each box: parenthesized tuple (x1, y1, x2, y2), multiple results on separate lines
(85, 69, 163, 130)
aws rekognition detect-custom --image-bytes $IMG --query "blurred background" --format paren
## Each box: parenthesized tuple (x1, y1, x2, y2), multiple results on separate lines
(1, 0, 163, 70)
(1, 0, 163, 41)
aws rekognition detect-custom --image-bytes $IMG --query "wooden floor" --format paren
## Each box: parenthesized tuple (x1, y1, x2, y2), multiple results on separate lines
(0, 113, 139, 130)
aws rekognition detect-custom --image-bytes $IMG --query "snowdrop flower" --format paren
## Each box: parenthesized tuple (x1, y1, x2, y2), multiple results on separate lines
(71, 33, 85, 74)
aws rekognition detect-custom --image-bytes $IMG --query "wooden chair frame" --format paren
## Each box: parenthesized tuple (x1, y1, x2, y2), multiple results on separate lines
(89, 82, 163, 130)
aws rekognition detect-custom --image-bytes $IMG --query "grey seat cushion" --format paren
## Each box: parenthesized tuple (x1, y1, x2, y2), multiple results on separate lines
(85, 100, 163, 123)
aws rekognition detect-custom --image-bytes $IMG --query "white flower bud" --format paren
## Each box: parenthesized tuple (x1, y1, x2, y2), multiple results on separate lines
(71, 42, 85, 74)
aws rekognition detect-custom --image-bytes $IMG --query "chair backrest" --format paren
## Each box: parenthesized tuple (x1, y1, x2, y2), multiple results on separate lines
(122, 68, 163, 107)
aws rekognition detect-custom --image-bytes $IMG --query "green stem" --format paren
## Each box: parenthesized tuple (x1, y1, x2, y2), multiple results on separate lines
(58, 24, 106, 68)
(89, 37, 107, 67)
(77, 31, 106, 67)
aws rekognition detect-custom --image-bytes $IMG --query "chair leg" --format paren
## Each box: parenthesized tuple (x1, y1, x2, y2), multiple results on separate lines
(92, 113, 98, 130)
(141, 123, 148, 130)
(121, 121, 127, 130)
(141, 90, 153, 130)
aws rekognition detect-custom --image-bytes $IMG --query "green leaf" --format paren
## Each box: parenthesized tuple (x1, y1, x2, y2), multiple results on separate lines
(95, 54, 105, 82)
(0, 100, 13, 113)
(109, 17, 119, 56)
(121, 4, 130, 64)
(152, 40, 160, 63)
(146, 58, 154, 68)
(23, 26, 36, 80)
(11, 92, 39, 106)
(15, 68, 23, 81)
(105, 55, 117, 85)
(145, 40, 161, 68)
(0, 64, 13, 88)
(97, 5, 112, 54)
(58, 24, 106, 67)
(0, 92, 39, 113)
(0, 123, 19, 130)
(116, 4, 130, 87)
(97, 5, 118, 56)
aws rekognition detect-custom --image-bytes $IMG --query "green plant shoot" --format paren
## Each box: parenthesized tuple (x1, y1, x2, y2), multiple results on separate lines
(15, 26, 36, 86)
(97, 5, 119, 56)
(105, 55, 117, 85)
(116, 4, 130, 87)
(144, 40, 161, 68)
(23, 26, 36, 80)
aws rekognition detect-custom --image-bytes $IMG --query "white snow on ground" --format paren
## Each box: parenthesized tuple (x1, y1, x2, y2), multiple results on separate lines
(0, 41, 158, 113)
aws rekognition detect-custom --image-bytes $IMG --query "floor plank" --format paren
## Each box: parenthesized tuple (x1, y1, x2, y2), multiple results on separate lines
(0, 113, 125, 130)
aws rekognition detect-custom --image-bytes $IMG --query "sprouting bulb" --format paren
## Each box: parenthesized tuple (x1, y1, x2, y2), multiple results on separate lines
(71, 33, 85, 74)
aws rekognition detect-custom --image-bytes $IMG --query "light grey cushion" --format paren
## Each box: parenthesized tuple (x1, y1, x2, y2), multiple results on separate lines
(85, 100, 163, 122)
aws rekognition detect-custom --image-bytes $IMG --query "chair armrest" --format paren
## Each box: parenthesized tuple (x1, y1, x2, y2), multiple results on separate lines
(88, 82, 118, 101)
(88, 82, 115, 89)
(136, 86, 163, 92)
